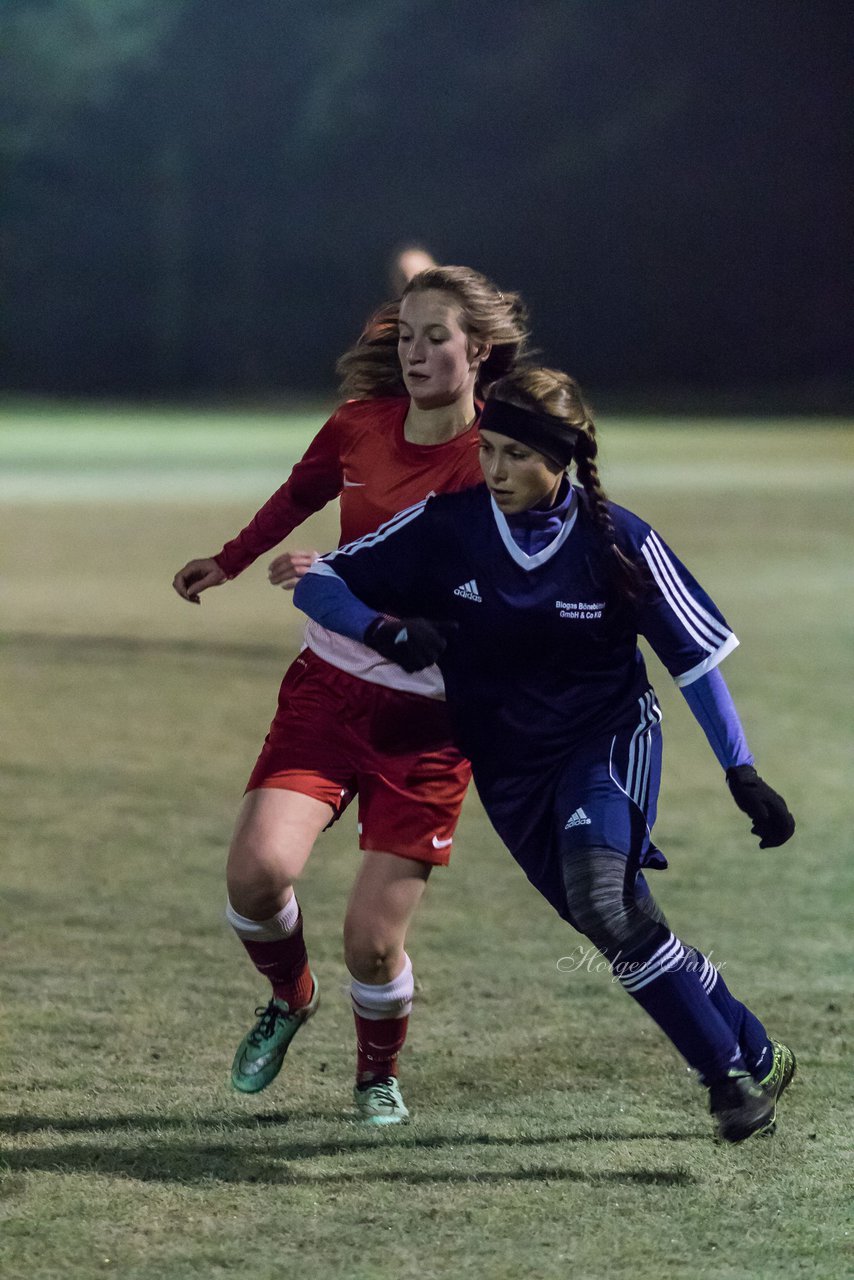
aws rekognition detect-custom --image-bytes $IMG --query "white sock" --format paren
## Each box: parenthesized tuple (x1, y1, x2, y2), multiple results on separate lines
(225, 893, 300, 941)
(351, 954, 414, 1020)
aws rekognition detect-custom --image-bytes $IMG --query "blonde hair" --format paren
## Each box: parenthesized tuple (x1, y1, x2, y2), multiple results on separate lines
(336, 265, 529, 399)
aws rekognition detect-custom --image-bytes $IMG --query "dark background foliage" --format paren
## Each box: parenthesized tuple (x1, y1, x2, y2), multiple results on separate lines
(3, 0, 851, 403)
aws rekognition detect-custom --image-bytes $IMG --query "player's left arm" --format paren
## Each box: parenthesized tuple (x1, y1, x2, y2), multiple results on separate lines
(633, 526, 795, 849)
(679, 669, 795, 849)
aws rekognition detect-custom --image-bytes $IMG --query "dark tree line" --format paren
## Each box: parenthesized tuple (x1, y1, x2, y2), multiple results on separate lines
(2, 0, 852, 401)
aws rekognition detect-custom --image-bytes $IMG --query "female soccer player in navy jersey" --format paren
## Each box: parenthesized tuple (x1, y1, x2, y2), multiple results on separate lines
(294, 365, 797, 1143)
(172, 267, 528, 1124)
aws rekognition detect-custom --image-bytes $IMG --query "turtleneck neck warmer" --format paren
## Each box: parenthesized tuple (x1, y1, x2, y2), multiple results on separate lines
(505, 474, 573, 555)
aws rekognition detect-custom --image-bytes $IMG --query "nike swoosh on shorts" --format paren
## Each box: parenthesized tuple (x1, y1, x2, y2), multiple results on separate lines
(431, 836, 453, 849)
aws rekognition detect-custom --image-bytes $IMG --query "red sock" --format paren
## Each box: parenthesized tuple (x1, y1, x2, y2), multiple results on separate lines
(354, 1011, 410, 1084)
(241, 915, 313, 1010)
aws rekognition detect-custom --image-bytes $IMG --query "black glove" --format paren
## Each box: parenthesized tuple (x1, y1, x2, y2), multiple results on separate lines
(363, 616, 457, 673)
(726, 764, 795, 849)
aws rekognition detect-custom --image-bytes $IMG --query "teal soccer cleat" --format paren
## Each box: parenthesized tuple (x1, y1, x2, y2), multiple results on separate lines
(231, 976, 319, 1094)
(353, 1075, 410, 1126)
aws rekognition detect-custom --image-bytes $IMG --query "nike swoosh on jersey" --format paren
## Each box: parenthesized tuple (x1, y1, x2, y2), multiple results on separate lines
(431, 835, 453, 848)
(342, 479, 365, 487)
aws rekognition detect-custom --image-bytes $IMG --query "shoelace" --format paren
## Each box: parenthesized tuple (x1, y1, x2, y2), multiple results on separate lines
(362, 1077, 400, 1109)
(249, 1000, 292, 1045)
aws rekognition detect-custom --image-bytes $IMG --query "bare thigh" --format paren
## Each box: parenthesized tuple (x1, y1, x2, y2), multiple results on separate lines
(226, 788, 333, 919)
(344, 849, 432, 984)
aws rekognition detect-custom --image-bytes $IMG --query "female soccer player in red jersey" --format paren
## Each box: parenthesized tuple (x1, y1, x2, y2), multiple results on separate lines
(294, 366, 797, 1143)
(172, 266, 528, 1123)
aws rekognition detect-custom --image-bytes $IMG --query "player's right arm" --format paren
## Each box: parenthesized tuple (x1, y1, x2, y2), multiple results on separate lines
(293, 495, 446, 668)
(172, 557, 229, 604)
(171, 413, 344, 605)
(296, 560, 454, 672)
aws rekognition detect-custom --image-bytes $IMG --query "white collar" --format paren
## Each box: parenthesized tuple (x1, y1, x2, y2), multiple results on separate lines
(489, 488, 578, 570)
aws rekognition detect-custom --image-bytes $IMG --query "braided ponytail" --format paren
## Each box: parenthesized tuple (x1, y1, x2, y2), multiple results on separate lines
(488, 367, 647, 602)
(572, 426, 646, 601)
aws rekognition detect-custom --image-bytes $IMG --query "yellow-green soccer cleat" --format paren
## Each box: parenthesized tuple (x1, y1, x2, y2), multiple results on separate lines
(756, 1040, 797, 1132)
(708, 1070, 775, 1143)
(231, 976, 319, 1094)
(353, 1075, 410, 1126)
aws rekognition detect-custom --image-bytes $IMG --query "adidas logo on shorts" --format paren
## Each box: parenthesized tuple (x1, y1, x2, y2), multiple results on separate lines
(565, 807, 592, 829)
(453, 579, 482, 602)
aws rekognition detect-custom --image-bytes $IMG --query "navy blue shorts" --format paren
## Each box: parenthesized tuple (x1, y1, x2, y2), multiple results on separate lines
(475, 691, 667, 921)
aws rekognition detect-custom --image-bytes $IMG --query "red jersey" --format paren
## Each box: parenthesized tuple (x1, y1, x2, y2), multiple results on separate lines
(214, 396, 483, 699)
(215, 397, 482, 577)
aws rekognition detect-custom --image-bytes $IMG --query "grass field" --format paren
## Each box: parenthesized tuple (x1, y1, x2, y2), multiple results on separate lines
(1, 404, 852, 1280)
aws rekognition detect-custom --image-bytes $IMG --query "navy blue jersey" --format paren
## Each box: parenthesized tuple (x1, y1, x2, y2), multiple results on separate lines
(317, 484, 738, 782)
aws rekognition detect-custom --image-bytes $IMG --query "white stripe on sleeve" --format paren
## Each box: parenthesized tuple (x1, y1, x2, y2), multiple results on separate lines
(674, 633, 740, 687)
(327, 497, 431, 561)
(641, 532, 732, 652)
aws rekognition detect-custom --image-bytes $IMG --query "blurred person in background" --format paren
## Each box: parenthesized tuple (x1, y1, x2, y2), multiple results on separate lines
(293, 365, 797, 1144)
(172, 266, 529, 1124)
(389, 243, 437, 294)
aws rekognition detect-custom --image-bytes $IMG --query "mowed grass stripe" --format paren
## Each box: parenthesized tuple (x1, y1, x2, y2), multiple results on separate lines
(2, 410, 852, 502)
(0, 407, 851, 1280)
(2, 461, 851, 503)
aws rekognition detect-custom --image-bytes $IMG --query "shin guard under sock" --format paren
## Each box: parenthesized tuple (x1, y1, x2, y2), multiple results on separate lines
(351, 955, 414, 1084)
(613, 932, 747, 1082)
(226, 897, 314, 1010)
(684, 946, 773, 1079)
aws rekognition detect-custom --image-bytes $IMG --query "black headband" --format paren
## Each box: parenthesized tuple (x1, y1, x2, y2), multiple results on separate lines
(479, 397, 579, 468)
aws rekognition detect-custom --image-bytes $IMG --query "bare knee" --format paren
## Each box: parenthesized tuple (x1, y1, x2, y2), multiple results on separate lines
(225, 789, 329, 919)
(342, 850, 427, 984)
(226, 833, 295, 920)
(227, 872, 293, 921)
(343, 916, 401, 985)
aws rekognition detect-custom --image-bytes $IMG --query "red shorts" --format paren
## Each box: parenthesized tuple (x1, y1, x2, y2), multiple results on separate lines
(245, 649, 471, 865)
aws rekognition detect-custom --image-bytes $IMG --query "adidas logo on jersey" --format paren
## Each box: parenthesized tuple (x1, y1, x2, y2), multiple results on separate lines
(453, 579, 482, 602)
(565, 807, 592, 829)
